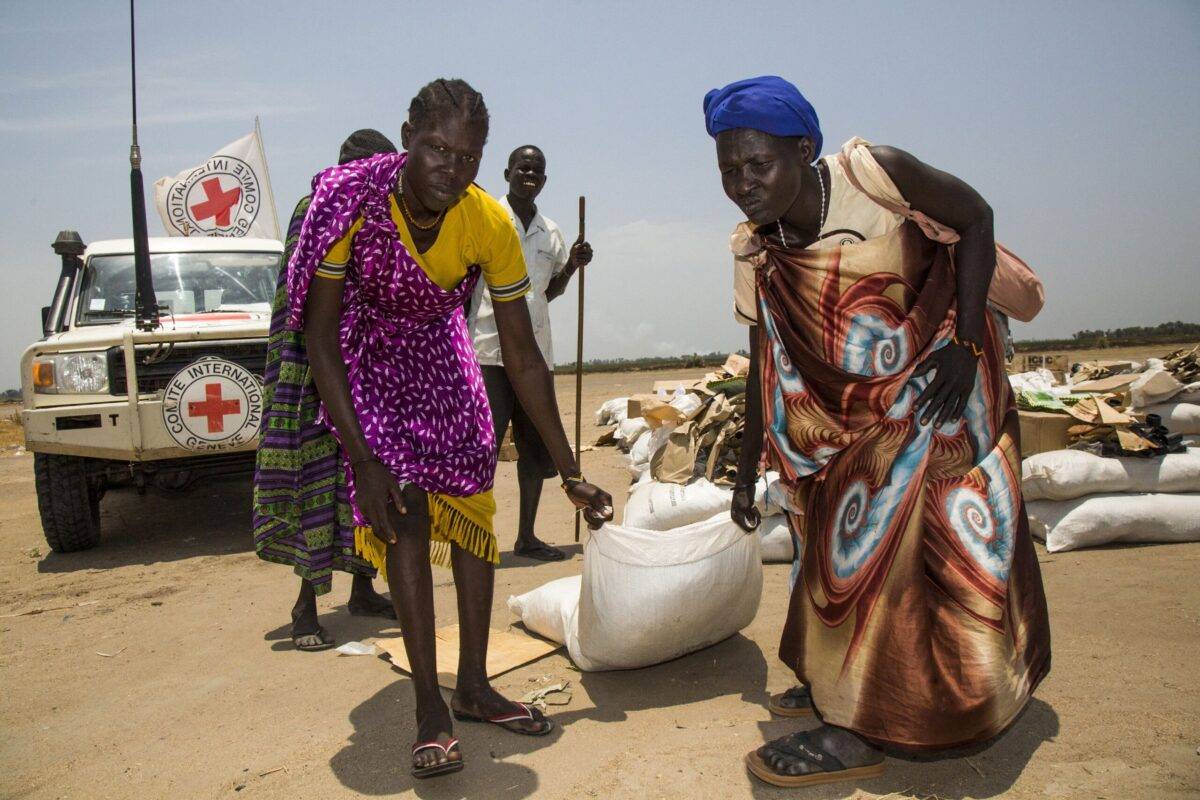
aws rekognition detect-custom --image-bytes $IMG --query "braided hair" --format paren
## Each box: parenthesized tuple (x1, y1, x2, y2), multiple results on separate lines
(408, 78, 489, 141)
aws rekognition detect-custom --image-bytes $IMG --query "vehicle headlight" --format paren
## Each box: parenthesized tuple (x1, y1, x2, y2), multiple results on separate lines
(33, 352, 109, 394)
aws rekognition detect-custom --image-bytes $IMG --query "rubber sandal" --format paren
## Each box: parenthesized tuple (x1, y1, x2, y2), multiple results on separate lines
(513, 542, 567, 561)
(744, 732, 885, 788)
(347, 596, 398, 619)
(292, 626, 335, 652)
(768, 686, 815, 718)
(411, 738, 463, 779)
(453, 702, 554, 736)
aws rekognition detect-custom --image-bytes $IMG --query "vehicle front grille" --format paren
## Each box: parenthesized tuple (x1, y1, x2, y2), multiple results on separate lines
(107, 340, 267, 395)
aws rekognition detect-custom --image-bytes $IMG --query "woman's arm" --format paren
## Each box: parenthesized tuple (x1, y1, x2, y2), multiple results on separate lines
(492, 297, 613, 526)
(871, 145, 995, 426)
(305, 278, 406, 543)
(731, 321, 763, 532)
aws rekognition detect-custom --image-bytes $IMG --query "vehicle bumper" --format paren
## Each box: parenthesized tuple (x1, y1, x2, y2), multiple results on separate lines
(22, 400, 258, 461)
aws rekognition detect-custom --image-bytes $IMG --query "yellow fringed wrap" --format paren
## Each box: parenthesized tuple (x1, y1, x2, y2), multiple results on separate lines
(354, 490, 499, 579)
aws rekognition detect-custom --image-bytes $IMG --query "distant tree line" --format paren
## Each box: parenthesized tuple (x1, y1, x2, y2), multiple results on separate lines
(1015, 320, 1200, 352)
(554, 351, 740, 375)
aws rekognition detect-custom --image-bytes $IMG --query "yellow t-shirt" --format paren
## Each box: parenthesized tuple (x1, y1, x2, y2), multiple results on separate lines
(316, 184, 531, 302)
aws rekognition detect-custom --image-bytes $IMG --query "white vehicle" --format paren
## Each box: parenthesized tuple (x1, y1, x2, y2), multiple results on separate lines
(21, 231, 283, 551)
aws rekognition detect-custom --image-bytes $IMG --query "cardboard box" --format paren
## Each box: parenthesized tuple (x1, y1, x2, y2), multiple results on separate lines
(626, 394, 660, 419)
(1018, 410, 1075, 458)
(1017, 353, 1069, 375)
(1070, 374, 1139, 394)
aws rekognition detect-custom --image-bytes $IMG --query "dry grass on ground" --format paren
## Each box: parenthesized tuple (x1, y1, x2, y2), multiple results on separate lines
(0, 403, 23, 450)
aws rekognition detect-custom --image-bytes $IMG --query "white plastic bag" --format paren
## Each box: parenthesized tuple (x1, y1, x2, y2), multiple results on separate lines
(757, 514, 794, 562)
(623, 478, 732, 530)
(1022, 448, 1200, 501)
(1027, 492, 1200, 552)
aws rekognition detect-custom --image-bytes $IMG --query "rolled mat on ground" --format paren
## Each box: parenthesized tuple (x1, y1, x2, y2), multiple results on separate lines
(508, 513, 762, 671)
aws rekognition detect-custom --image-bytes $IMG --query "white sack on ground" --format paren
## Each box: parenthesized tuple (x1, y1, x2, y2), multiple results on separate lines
(628, 426, 672, 479)
(758, 514, 794, 562)
(1027, 493, 1200, 552)
(575, 514, 762, 670)
(1022, 448, 1200, 501)
(615, 417, 650, 449)
(1178, 382, 1200, 405)
(596, 397, 629, 426)
(1139, 402, 1200, 435)
(623, 478, 732, 530)
(507, 575, 580, 646)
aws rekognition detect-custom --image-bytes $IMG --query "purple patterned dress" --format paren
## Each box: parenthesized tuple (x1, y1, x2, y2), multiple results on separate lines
(278, 152, 499, 568)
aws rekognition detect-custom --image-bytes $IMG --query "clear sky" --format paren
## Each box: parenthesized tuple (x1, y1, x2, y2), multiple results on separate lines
(2, 1, 1198, 385)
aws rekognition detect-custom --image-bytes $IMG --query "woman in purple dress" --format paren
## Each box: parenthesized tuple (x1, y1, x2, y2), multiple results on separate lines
(260, 79, 613, 778)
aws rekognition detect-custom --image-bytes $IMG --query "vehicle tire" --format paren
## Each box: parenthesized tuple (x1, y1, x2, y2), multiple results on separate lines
(33, 453, 101, 552)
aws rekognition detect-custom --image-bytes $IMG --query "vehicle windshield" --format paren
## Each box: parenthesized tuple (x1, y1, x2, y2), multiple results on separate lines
(75, 251, 281, 325)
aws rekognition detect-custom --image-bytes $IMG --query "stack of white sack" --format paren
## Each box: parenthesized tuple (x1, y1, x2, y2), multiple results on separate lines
(623, 474, 798, 562)
(622, 392, 706, 481)
(1124, 363, 1200, 432)
(614, 417, 650, 453)
(1136, 400, 1200, 435)
(1023, 448, 1200, 552)
(595, 397, 630, 427)
(506, 513, 763, 671)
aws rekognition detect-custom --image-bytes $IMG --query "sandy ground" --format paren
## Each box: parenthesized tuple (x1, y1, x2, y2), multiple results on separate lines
(2, 366, 1199, 800)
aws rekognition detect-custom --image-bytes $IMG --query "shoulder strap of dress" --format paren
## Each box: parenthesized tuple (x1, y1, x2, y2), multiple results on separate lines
(835, 141, 961, 245)
(835, 149, 913, 219)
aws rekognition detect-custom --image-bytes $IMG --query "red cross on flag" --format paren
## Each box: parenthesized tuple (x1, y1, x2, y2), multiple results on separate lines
(153, 125, 280, 240)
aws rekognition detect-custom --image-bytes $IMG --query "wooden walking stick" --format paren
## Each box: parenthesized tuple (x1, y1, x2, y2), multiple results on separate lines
(574, 196, 586, 543)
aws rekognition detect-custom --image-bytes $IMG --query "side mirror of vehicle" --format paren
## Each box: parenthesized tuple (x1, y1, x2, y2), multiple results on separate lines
(41, 306, 50, 333)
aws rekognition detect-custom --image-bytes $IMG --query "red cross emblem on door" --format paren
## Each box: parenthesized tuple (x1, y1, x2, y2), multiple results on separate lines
(187, 383, 242, 433)
(190, 177, 241, 227)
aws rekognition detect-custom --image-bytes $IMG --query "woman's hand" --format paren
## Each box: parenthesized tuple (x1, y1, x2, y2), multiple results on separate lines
(912, 342, 978, 427)
(731, 484, 762, 532)
(566, 481, 614, 530)
(354, 460, 407, 544)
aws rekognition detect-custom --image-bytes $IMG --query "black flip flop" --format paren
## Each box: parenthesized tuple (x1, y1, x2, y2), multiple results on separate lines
(453, 702, 554, 736)
(347, 596, 398, 619)
(768, 685, 815, 718)
(745, 731, 885, 788)
(513, 542, 566, 562)
(292, 626, 335, 652)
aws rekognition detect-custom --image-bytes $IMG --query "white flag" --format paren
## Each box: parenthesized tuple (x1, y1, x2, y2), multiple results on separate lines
(154, 130, 280, 239)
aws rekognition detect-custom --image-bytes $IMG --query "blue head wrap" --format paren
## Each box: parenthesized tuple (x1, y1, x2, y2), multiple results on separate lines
(703, 76, 822, 160)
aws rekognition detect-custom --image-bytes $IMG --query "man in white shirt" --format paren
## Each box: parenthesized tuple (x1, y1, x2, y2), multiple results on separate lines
(469, 145, 592, 560)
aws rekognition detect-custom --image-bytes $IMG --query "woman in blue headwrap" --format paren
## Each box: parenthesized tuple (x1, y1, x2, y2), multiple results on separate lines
(704, 76, 1050, 788)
